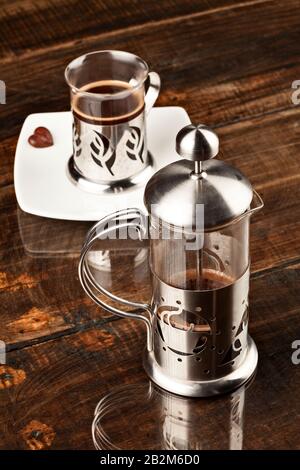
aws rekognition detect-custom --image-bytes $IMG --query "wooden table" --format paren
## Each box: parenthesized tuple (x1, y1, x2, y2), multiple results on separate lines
(0, 0, 299, 450)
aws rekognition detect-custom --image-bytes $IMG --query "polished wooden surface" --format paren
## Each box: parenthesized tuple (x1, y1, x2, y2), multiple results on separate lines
(0, 0, 299, 450)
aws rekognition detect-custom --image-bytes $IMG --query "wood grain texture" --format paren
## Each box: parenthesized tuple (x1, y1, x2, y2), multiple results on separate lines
(0, 0, 299, 140)
(1, 106, 300, 352)
(0, 201, 151, 347)
(0, 265, 299, 449)
(0, 0, 299, 450)
(0, 0, 243, 59)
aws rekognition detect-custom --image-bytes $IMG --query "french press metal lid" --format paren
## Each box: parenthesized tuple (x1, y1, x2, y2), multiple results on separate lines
(144, 124, 253, 229)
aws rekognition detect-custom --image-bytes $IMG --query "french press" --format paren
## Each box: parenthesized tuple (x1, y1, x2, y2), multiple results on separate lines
(79, 123, 263, 397)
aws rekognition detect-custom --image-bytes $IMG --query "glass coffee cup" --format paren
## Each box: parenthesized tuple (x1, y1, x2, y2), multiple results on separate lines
(65, 50, 160, 192)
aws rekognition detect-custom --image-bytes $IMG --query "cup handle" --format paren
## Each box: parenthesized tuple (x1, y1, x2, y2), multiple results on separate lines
(78, 208, 153, 352)
(145, 71, 161, 115)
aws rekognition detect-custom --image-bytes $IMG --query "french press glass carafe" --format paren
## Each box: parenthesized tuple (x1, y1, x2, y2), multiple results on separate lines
(79, 124, 263, 397)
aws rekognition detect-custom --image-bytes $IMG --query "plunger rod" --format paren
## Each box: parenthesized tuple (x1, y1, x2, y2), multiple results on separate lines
(194, 161, 202, 175)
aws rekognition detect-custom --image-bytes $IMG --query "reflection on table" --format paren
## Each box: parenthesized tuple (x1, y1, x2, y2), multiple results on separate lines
(92, 380, 249, 450)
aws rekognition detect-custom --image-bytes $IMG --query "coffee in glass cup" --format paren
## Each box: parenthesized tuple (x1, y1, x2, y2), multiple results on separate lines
(65, 50, 160, 192)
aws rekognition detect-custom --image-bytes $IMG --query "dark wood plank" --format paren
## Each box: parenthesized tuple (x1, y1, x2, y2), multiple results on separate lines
(1, 104, 300, 348)
(0, 0, 240, 59)
(0, 0, 299, 451)
(0, 264, 299, 449)
(1, 0, 300, 140)
(0, 200, 151, 347)
(219, 107, 300, 272)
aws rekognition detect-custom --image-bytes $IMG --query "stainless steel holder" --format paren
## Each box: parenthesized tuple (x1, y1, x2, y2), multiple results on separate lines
(143, 271, 258, 397)
(67, 69, 160, 194)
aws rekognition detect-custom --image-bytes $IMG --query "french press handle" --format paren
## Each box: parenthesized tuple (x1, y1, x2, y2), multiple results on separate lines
(78, 208, 153, 351)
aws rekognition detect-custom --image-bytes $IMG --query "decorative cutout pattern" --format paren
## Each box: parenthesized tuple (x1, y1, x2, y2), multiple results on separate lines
(155, 299, 248, 374)
(85, 126, 146, 176)
(219, 308, 248, 367)
(152, 270, 250, 381)
(90, 131, 116, 176)
(157, 304, 211, 333)
(192, 336, 208, 354)
(72, 121, 82, 157)
(157, 304, 212, 358)
(125, 126, 145, 163)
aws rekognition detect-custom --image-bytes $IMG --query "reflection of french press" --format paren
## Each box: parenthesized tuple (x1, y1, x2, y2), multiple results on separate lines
(79, 123, 263, 397)
(92, 382, 246, 450)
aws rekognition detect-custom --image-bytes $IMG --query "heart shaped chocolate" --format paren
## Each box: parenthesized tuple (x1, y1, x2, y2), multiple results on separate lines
(28, 127, 53, 148)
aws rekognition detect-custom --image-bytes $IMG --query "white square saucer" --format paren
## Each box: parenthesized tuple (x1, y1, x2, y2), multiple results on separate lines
(14, 107, 190, 221)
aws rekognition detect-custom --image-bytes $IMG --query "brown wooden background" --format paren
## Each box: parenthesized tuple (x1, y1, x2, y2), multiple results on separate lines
(0, 0, 299, 449)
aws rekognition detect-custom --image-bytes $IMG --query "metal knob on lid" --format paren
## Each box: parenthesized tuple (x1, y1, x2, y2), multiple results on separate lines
(176, 124, 219, 177)
(176, 124, 219, 161)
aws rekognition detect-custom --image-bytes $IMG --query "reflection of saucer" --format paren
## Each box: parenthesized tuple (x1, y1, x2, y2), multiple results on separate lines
(17, 207, 91, 257)
(17, 207, 149, 258)
(92, 381, 251, 450)
(88, 248, 148, 272)
(14, 107, 190, 221)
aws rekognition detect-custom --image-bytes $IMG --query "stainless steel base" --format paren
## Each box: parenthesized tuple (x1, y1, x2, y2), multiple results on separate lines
(67, 152, 154, 194)
(143, 336, 258, 397)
